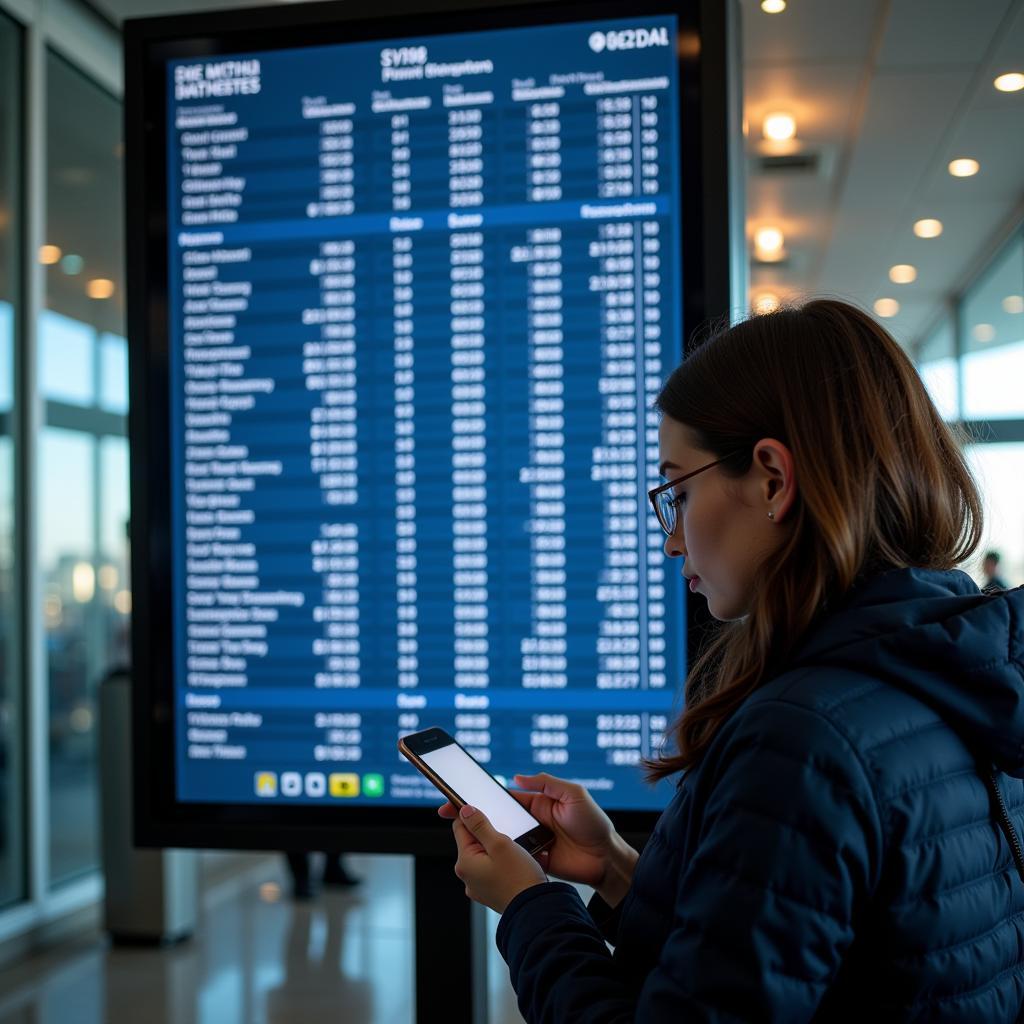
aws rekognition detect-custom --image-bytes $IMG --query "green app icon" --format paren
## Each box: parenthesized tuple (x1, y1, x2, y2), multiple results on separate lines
(362, 773, 385, 797)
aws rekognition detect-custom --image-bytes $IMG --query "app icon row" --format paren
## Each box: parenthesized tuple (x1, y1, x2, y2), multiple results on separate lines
(255, 771, 385, 799)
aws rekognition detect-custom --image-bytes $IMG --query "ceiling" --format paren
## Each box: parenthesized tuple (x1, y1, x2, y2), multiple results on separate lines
(741, 0, 1024, 351)
(85, 0, 1024, 352)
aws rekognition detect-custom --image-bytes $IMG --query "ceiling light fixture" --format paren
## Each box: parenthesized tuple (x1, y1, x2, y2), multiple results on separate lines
(60, 254, 84, 275)
(753, 226, 785, 261)
(948, 158, 979, 177)
(874, 298, 900, 318)
(39, 244, 62, 265)
(889, 264, 917, 284)
(762, 112, 796, 141)
(913, 219, 943, 239)
(972, 323, 995, 344)
(1002, 295, 1024, 315)
(86, 278, 115, 299)
(994, 72, 1024, 92)
(760, 0, 786, 12)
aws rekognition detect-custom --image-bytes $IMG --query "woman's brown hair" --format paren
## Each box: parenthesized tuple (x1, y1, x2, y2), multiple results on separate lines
(643, 298, 983, 782)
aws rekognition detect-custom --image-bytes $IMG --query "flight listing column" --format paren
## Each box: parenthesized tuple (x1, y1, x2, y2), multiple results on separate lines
(173, 78, 292, 772)
(516, 226, 569, 770)
(170, 58, 378, 802)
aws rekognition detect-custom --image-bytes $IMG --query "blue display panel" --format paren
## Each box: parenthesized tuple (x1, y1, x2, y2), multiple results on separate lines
(167, 14, 685, 811)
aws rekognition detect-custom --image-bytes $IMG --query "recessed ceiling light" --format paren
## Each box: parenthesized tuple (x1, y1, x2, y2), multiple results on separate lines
(889, 264, 917, 284)
(762, 112, 796, 141)
(753, 226, 785, 261)
(994, 72, 1024, 92)
(86, 278, 115, 299)
(948, 158, 979, 177)
(39, 244, 62, 265)
(1002, 295, 1024, 314)
(972, 323, 996, 343)
(761, 0, 786, 12)
(913, 219, 943, 239)
(753, 292, 780, 315)
(259, 882, 281, 903)
(60, 254, 84, 275)
(874, 298, 900, 318)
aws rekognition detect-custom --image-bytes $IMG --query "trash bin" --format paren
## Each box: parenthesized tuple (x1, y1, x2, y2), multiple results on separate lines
(99, 669, 197, 943)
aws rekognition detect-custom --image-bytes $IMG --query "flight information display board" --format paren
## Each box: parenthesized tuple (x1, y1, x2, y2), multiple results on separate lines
(128, 0, 737, 847)
(131, 1, 719, 829)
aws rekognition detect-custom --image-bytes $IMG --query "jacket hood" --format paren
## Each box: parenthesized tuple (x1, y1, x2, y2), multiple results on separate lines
(791, 568, 1024, 778)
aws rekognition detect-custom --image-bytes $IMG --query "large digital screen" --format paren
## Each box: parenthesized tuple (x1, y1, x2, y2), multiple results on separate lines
(165, 13, 685, 813)
(128, 0, 734, 849)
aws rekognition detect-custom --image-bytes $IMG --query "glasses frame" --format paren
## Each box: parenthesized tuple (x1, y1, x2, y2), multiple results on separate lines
(648, 452, 745, 535)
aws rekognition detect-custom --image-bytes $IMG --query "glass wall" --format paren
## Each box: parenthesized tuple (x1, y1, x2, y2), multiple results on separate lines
(913, 228, 1024, 590)
(42, 51, 127, 886)
(0, 8, 22, 910)
(916, 314, 958, 422)
(966, 442, 1024, 591)
(961, 234, 1024, 423)
(960, 231, 1024, 590)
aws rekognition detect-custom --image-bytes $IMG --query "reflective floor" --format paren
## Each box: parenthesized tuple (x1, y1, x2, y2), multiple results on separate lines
(0, 854, 526, 1024)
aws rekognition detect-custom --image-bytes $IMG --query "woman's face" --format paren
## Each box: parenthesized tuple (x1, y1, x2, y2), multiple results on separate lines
(657, 416, 796, 621)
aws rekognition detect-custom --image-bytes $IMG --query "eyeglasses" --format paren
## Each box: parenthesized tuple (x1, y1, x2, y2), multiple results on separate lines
(647, 453, 744, 536)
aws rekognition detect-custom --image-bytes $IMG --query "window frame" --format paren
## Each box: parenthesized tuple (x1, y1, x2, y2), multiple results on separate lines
(0, 0, 120, 945)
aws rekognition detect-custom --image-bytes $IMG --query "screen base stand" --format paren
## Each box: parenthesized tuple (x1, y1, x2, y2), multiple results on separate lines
(414, 855, 489, 1024)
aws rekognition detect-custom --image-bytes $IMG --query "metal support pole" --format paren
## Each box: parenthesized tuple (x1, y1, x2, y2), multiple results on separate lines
(414, 855, 489, 1024)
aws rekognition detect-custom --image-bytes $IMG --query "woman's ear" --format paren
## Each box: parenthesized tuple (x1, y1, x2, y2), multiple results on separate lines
(752, 438, 797, 521)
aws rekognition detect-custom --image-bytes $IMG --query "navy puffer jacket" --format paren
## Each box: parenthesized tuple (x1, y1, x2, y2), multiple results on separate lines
(496, 568, 1024, 1021)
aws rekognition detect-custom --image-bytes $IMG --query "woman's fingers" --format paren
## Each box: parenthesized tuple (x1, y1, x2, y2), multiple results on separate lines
(510, 789, 541, 812)
(514, 772, 577, 800)
(441, 791, 547, 820)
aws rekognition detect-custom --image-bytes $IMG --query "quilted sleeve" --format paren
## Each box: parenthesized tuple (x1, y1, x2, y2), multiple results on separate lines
(586, 889, 625, 944)
(497, 698, 883, 1022)
(635, 697, 884, 1020)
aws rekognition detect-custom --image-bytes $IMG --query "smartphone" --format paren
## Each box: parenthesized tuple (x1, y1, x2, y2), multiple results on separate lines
(398, 727, 555, 856)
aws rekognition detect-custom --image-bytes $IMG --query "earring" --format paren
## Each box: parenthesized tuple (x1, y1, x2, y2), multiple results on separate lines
(767, 511, 776, 520)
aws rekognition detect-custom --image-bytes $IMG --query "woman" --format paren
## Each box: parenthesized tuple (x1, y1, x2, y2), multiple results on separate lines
(439, 299, 1024, 1021)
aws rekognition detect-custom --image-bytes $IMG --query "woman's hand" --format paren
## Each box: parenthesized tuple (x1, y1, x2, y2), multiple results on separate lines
(440, 772, 639, 907)
(452, 804, 548, 913)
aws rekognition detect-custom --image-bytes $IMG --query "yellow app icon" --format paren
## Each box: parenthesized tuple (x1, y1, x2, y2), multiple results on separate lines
(255, 772, 277, 798)
(329, 773, 360, 798)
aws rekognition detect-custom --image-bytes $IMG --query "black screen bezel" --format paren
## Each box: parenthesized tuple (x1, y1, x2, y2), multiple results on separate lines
(126, 0, 732, 854)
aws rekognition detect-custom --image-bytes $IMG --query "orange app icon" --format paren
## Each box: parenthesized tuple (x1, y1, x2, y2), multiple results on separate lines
(329, 773, 360, 798)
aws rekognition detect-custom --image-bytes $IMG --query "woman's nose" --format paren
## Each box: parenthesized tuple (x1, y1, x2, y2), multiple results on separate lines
(663, 527, 686, 559)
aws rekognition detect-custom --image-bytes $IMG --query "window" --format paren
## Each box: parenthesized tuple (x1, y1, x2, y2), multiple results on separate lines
(0, 9, 23, 910)
(966, 443, 1024, 589)
(961, 233, 1024, 422)
(916, 314, 958, 422)
(42, 50, 126, 886)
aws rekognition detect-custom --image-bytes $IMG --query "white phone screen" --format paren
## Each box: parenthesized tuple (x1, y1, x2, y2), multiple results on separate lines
(421, 743, 539, 841)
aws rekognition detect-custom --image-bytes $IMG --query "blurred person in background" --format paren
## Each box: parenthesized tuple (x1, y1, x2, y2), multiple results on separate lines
(284, 851, 360, 901)
(982, 550, 1009, 593)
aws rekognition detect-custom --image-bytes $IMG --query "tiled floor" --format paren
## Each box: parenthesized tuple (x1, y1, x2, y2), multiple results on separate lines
(0, 854, 527, 1023)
